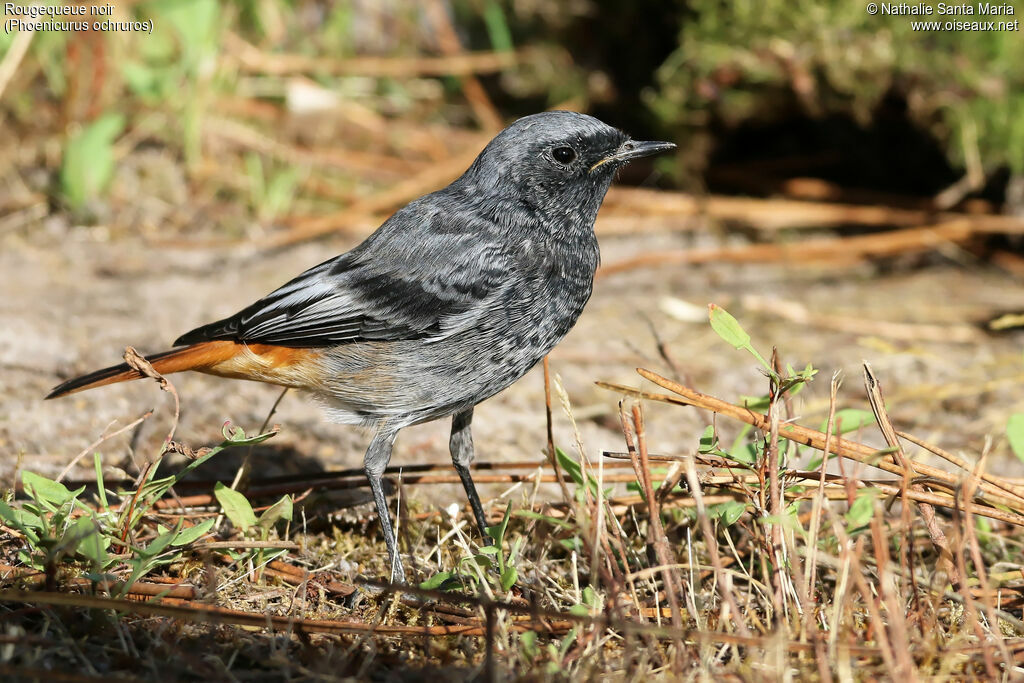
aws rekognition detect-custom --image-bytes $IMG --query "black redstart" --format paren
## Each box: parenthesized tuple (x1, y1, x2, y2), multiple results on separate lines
(47, 111, 676, 582)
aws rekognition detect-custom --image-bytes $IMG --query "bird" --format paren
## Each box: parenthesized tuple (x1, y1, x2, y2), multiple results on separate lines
(46, 111, 676, 583)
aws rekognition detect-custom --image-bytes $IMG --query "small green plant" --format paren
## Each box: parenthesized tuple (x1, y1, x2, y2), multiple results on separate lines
(844, 488, 881, 535)
(526, 587, 600, 674)
(554, 446, 606, 505)
(0, 422, 278, 590)
(708, 303, 817, 391)
(420, 502, 522, 593)
(706, 304, 818, 458)
(244, 153, 303, 223)
(709, 303, 773, 372)
(60, 113, 125, 212)
(0, 471, 101, 573)
(699, 423, 756, 466)
(709, 499, 747, 527)
(117, 422, 276, 537)
(214, 481, 293, 570)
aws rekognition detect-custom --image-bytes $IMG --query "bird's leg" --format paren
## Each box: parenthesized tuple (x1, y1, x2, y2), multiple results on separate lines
(450, 408, 492, 543)
(364, 428, 406, 584)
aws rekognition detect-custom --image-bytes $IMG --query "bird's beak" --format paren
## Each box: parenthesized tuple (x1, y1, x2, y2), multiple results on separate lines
(590, 139, 677, 173)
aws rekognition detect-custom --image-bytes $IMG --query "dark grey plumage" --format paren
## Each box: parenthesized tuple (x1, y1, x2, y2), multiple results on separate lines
(175, 112, 675, 581)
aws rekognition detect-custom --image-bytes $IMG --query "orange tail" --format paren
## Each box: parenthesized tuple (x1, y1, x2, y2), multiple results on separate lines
(46, 341, 323, 399)
(46, 341, 245, 399)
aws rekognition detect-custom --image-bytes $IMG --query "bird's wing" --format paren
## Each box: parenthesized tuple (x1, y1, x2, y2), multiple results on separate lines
(175, 204, 512, 348)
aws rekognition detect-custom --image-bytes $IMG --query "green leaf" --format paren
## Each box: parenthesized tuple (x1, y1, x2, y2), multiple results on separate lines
(556, 447, 584, 487)
(22, 471, 81, 508)
(262, 166, 301, 222)
(740, 395, 771, 412)
(121, 61, 171, 102)
(171, 518, 216, 547)
(121, 526, 182, 595)
(699, 425, 754, 465)
(173, 426, 277, 483)
(500, 566, 518, 592)
(708, 304, 772, 372)
(68, 516, 108, 566)
(845, 489, 878, 529)
(508, 536, 524, 566)
(568, 604, 590, 617)
(93, 453, 109, 510)
(0, 501, 41, 543)
(729, 443, 759, 465)
(60, 113, 125, 209)
(1008, 413, 1024, 462)
(222, 421, 247, 442)
(214, 483, 257, 532)
(142, 526, 180, 558)
(161, 0, 219, 63)
(709, 303, 750, 349)
(257, 495, 293, 531)
(18, 550, 41, 571)
(482, 0, 514, 52)
(698, 425, 717, 451)
(514, 509, 574, 530)
(485, 502, 513, 545)
(976, 515, 992, 536)
(711, 500, 747, 526)
(476, 545, 501, 556)
(825, 409, 876, 435)
(419, 571, 456, 591)
(520, 630, 538, 659)
(463, 555, 491, 568)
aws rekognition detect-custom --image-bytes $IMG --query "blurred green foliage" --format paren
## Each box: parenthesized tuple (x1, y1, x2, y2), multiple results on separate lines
(60, 113, 124, 211)
(5, 0, 1022, 216)
(648, 0, 1024, 175)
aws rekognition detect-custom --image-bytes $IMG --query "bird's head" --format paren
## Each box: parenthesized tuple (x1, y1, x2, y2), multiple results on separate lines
(457, 111, 676, 230)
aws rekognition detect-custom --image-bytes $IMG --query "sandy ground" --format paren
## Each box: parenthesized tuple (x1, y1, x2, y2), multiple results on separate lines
(3, 214, 1024, 508)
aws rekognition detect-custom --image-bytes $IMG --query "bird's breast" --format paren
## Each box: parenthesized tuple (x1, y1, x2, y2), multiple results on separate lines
(508, 231, 599, 350)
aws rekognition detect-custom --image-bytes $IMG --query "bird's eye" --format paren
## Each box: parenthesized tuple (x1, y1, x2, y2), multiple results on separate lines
(552, 146, 577, 164)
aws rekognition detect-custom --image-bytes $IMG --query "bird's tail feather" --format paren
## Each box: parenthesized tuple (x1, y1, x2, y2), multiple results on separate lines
(45, 341, 240, 399)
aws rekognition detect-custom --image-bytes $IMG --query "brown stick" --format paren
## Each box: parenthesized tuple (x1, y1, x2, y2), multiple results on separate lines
(544, 356, 574, 508)
(596, 372, 1024, 526)
(765, 354, 786, 620)
(896, 430, 1024, 501)
(600, 187, 1024, 233)
(862, 363, 959, 588)
(599, 221, 974, 277)
(680, 450, 753, 638)
(629, 370, 1024, 509)
(226, 32, 536, 78)
(623, 405, 683, 631)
